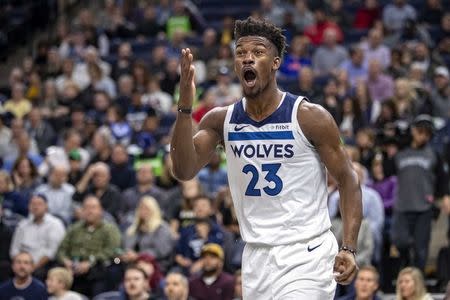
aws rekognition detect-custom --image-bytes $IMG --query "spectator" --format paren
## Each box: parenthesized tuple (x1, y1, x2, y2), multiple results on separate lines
(0, 252, 47, 300)
(289, 67, 322, 102)
(304, 7, 344, 46)
(331, 212, 374, 268)
(338, 46, 368, 87)
(121, 164, 166, 224)
(429, 66, 450, 118)
(109, 144, 135, 191)
(312, 28, 349, 76)
(135, 254, 164, 296)
(35, 165, 75, 225)
(74, 162, 122, 221)
(360, 28, 391, 70)
(2, 129, 43, 172)
(0, 171, 28, 217)
(57, 195, 121, 297)
(164, 272, 191, 300)
(382, 0, 417, 34)
(10, 194, 65, 280)
(198, 150, 228, 199)
(196, 28, 219, 65)
(420, 0, 444, 27)
(189, 243, 234, 300)
(326, 0, 352, 30)
(337, 265, 381, 300)
(166, 0, 193, 41)
(25, 107, 56, 155)
(339, 97, 367, 144)
(123, 266, 153, 300)
(392, 78, 419, 121)
(123, 196, 174, 272)
(366, 60, 395, 102)
(259, 0, 286, 28)
(136, 4, 163, 40)
(278, 34, 312, 80)
(391, 114, 450, 272)
(396, 267, 433, 300)
(292, 0, 314, 32)
(206, 45, 234, 83)
(329, 162, 384, 264)
(3, 83, 31, 119)
(208, 67, 242, 107)
(142, 76, 174, 115)
(353, 0, 381, 30)
(46, 267, 84, 300)
(11, 156, 42, 204)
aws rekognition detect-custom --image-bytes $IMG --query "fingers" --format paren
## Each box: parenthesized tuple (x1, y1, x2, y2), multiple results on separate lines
(180, 48, 195, 82)
(333, 252, 358, 285)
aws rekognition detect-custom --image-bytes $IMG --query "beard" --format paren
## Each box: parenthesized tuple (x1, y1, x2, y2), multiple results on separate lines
(203, 266, 219, 277)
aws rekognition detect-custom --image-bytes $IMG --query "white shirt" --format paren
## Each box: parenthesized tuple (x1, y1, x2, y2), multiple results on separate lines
(10, 213, 66, 263)
(35, 183, 75, 224)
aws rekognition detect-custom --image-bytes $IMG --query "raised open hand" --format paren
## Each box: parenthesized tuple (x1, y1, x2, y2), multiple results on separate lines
(179, 48, 196, 109)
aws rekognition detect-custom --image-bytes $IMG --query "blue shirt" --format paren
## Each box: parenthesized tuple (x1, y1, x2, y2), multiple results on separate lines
(0, 278, 47, 300)
(279, 55, 312, 78)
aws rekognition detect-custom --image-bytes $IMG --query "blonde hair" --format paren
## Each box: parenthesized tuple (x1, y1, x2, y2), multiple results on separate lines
(48, 267, 73, 290)
(396, 267, 428, 300)
(0, 171, 14, 191)
(127, 196, 163, 235)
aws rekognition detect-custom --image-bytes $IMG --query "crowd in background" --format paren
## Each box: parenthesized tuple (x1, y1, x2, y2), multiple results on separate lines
(0, 0, 450, 299)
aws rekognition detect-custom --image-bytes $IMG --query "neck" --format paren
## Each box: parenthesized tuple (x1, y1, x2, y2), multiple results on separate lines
(34, 214, 45, 224)
(138, 182, 152, 192)
(245, 87, 283, 121)
(355, 296, 372, 300)
(129, 292, 149, 300)
(411, 140, 426, 149)
(14, 276, 32, 287)
(54, 289, 67, 297)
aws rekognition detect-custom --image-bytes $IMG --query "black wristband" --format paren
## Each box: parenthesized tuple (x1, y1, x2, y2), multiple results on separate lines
(339, 246, 357, 256)
(177, 107, 192, 114)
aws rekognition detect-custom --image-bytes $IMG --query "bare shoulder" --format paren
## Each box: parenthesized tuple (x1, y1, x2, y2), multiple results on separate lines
(297, 100, 340, 146)
(198, 106, 228, 142)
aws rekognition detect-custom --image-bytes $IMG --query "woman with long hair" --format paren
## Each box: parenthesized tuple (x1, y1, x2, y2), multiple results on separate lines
(396, 267, 433, 300)
(11, 156, 41, 203)
(123, 196, 174, 272)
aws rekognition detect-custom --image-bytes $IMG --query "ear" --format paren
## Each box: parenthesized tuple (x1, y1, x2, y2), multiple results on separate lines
(272, 56, 281, 71)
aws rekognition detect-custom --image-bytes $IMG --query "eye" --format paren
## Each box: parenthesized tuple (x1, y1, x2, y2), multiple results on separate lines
(255, 50, 264, 56)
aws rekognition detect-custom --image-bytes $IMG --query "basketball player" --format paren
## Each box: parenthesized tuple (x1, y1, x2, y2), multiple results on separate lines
(170, 17, 362, 299)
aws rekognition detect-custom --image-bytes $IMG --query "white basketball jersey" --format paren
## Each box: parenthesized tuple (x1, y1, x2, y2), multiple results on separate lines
(223, 92, 331, 245)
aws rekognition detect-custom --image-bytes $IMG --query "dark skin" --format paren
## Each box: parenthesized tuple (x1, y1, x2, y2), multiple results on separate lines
(171, 36, 362, 285)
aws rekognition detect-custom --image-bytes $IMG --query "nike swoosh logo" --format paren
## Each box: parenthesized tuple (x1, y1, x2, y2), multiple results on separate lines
(234, 124, 250, 131)
(307, 242, 323, 252)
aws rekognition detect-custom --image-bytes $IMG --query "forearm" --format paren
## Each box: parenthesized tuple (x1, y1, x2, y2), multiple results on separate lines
(170, 113, 200, 180)
(338, 172, 362, 249)
(35, 256, 50, 270)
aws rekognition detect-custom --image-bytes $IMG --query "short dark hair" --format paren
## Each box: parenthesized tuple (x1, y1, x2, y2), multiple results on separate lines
(234, 17, 287, 58)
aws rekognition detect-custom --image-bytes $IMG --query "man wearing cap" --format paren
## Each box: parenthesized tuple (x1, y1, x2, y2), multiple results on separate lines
(189, 243, 234, 300)
(9, 194, 66, 280)
(429, 66, 450, 118)
(391, 114, 450, 272)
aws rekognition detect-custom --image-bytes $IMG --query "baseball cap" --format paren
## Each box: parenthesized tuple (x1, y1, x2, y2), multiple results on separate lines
(412, 114, 434, 133)
(434, 66, 449, 79)
(33, 193, 48, 203)
(201, 243, 224, 260)
(68, 149, 82, 161)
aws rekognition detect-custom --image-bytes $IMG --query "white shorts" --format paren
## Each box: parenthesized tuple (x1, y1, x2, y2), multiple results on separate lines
(242, 230, 338, 300)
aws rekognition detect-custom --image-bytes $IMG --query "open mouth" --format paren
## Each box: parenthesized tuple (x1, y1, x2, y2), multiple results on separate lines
(243, 68, 257, 87)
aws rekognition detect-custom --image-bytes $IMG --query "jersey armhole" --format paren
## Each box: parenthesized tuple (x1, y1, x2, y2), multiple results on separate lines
(292, 97, 315, 150)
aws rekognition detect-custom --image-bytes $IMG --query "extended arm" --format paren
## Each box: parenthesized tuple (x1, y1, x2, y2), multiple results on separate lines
(170, 48, 225, 180)
(299, 102, 362, 284)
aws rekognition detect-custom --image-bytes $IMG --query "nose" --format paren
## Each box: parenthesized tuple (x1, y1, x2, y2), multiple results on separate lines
(243, 52, 254, 65)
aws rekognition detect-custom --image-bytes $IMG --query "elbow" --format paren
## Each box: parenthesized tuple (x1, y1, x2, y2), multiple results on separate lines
(171, 166, 196, 181)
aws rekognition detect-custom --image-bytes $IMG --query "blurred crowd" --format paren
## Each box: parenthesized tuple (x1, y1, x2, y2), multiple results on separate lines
(0, 0, 450, 299)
